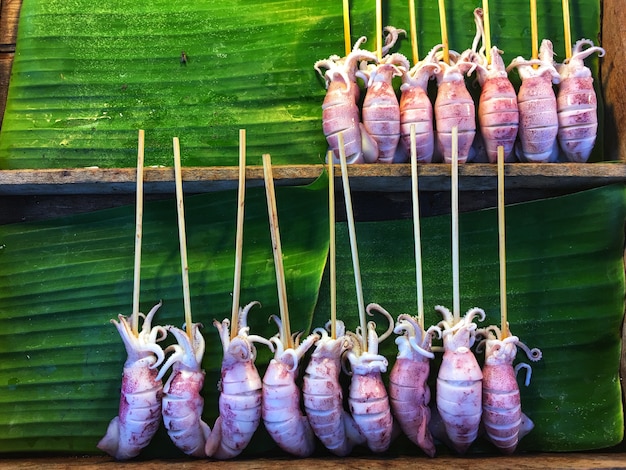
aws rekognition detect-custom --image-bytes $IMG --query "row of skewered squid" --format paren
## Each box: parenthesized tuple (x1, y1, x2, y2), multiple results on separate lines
(314, 8, 605, 164)
(97, 296, 542, 459)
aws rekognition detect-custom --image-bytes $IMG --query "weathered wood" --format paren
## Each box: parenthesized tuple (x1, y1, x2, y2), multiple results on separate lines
(0, 0, 21, 47)
(1, 163, 625, 195)
(601, 0, 626, 161)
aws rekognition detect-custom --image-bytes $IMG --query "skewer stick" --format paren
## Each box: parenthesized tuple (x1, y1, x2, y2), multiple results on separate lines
(328, 152, 337, 339)
(437, 0, 450, 64)
(338, 133, 367, 352)
(131, 129, 145, 337)
(410, 125, 425, 329)
(530, 0, 539, 62)
(562, 0, 572, 59)
(231, 129, 246, 340)
(376, 0, 383, 61)
(173, 137, 194, 339)
(451, 126, 460, 323)
(409, 0, 419, 65)
(262, 153, 293, 350)
(343, 0, 352, 57)
(482, 0, 492, 65)
(497, 145, 509, 339)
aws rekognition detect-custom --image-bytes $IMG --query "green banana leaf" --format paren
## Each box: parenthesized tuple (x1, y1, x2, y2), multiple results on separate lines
(0, 180, 623, 456)
(0, 177, 329, 455)
(0, 0, 603, 168)
(312, 183, 625, 453)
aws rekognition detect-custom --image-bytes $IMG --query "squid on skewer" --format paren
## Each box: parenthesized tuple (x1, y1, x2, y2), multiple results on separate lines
(97, 302, 167, 460)
(344, 303, 396, 453)
(434, 305, 485, 454)
(205, 301, 274, 459)
(477, 325, 542, 454)
(262, 316, 318, 457)
(555, 38, 605, 162)
(389, 314, 441, 457)
(507, 40, 561, 162)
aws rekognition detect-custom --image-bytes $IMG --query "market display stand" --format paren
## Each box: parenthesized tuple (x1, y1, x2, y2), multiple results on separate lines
(1, 0, 626, 467)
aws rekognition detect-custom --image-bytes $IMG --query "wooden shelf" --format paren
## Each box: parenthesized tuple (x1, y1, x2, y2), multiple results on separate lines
(1, 162, 625, 195)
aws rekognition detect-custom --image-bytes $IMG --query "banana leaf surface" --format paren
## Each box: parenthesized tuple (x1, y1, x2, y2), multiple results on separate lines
(0, 181, 623, 456)
(0, 0, 603, 168)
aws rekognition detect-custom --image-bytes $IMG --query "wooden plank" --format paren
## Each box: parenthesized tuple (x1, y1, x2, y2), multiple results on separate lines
(0, 0, 22, 47)
(0, 163, 625, 195)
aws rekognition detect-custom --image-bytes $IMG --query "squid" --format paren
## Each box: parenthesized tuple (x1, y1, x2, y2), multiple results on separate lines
(477, 325, 542, 454)
(158, 323, 210, 457)
(555, 38, 605, 162)
(344, 303, 396, 453)
(398, 45, 441, 163)
(97, 302, 167, 460)
(434, 305, 485, 454)
(205, 301, 274, 459)
(315, 38, 378, 164)
(389, 314, 441, 457)
(302, 320, 365, 456)
(262, 316, 318, 457)
(469, 8, 519, 163)
(434, 50, 478, 163)
(507, 39, 561, 162)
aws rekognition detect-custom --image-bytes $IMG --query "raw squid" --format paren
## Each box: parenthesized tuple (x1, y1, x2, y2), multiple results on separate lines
(262, 316, 318, 457)
(398, 45, 441, 163)
(345, 303, 395, 453)
(470, 8, 519, 163)
(434, 305, 485, 454)
(389, 314, 441, 457)
(158, 323, 210, 457)
(302, 320, 365, 456)
(98, 302, 167, 460)
(315, 38, 378, 164)
(555, 38, 605, 162)
(205, 301, 273, 459)
(434, 50, 478, 163)
(507, 40, 561, 162)
(477, 325, 542, 454)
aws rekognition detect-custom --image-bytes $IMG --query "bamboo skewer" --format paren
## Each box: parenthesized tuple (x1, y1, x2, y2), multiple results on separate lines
(530, 0, 539, 62)
(410, 125, 425, 329)
(338, 133, 367, 352)
(482, 0, 492, 65)
(263, 153, 293, 350)
(437, 0, 450, 64)
(131, 129, 145, 337)
(376, 0, 383, 61)
(231, 129, 246, 340)
(343, 0, 352, 57)
(173, 137, 193, 339)
(562, 0, 572, 59)
(409, 0, 419, 65)
(451, 126, 460, 323)
(497, 145, 509, 339)
(328, 152, 338, 340)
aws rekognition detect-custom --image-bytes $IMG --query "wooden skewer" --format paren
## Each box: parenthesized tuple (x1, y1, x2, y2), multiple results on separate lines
(497, 145, 509, 339)
(437, 0, 450, 64)
(338, 133, 367, 352)
(343, 0, 352, 57)
(231, 129, 246, 340)
(482, 0, 492, 65)
(409, 0, 419, 65)
(328, 152, 337, 340)
(410, 124, 425, 329)
(376, 0, 383, 61)
(262, 153, 293, 350)
(451, 126, 460, 323)
(173, 137, 193, 339)
(131, 129, 145, 337)
(562, 0, 572, 59)
(530, 0, 539, 62)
